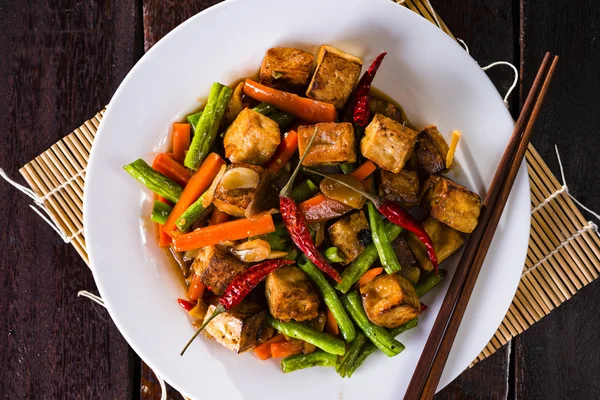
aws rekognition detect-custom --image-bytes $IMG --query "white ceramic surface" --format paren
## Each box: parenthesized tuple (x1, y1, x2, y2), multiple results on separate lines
(84, 0, 530, 398)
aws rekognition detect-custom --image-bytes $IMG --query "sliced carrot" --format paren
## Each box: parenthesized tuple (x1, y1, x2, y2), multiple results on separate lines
(253, 334, 286, 360)
(158, 224, 172, 247)
(271, 340, 304, 358)
(152, 153, 191, 187)
(172, 123, 191, 164)
(299, 194, 353, 223)
(173, 213, 276, 251)
(357, 267, 384, 287)
(209, 208, 230, 225)
(361, 178, 373, 191)
(350, 160, 377, 181)
(156, 195, 172, 206)
(243, 79, 337, 123)
(326, 307, 340, 336)
(265, 130, 298, 175)
(163, 153, 225, 237)
(187, 271, 205, 302)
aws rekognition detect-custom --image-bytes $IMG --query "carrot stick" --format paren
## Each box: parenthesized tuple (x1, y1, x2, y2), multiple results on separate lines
(172, 123, 191, 164)
(271, 340, 305, 358)
(163, 153, 225, 237)
(243, 79, 337, 123)
(173, 213, 276, 251)
(187, 272, 205, 302)
(326, 307, 340, 336)
(152, 153, 191, 187)
(350, 160, 376, 181)
(209, 208, 230, 225)
(266, 130, 298, 175)
(158, 224, 172, 247)
(156, 195, 172, 206)
(357, 267, 384, 287)
(253, 334, 286, 360)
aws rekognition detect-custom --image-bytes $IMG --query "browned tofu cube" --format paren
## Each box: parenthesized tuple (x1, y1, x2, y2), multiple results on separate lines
(406, 217, 465, 272)
(213, 163, 276, 217)
(224, 108, 281, 165)
(265, 265, 320, 322)
(192, 245, 250, 295)
(359, 273, 421, 328)
(306, 45, 363, 109)
(361, 113, 419, 173)
(259, 47, 314, 93)
(416, 125, 450, 176)
(328, 211, 370, 264)
(297, 122, 356, 166)
(368, 96, 404, 123)
(420, 175, 482, 233)
(203, 300, 268, 353)
(379, 169, 420, 208)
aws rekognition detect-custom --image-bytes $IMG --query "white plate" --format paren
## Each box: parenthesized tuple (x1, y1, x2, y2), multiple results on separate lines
(84, 0, 530, 398)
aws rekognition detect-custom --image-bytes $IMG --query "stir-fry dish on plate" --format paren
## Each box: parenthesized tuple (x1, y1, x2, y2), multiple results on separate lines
(123, 45, 482, 376)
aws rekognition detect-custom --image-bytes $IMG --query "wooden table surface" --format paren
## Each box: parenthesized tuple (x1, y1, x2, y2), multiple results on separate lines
(1, 0, 599, 398)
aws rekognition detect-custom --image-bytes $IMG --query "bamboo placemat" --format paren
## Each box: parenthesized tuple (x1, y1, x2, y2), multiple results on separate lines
(12, 0, 600, 367)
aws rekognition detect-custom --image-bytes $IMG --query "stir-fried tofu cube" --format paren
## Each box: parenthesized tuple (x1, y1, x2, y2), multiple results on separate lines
(213, 163, 273, 217)
(369, 96, 404, 123)
(224, 108, 281, 165)
(361, 113, 419, 173)
(192, 245, 250, 295)
(265, 265, 320, 322)
(328, 211, 370, 264)
(420, 175, 482, 233)
(391, 236, 417, 268)
(359, 273, 421, 328)
(306, 45, 363, 109)
(203, 300, 269, 353)
(406, 217, 465, 272)
(379, 169, 420, 208)
(297, 122, 356, 166)
(259, 47, 314, 93)
(416, 126, 450, 176)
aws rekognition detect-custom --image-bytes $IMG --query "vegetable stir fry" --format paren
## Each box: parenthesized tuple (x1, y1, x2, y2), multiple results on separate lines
(123, 45, 482, 376)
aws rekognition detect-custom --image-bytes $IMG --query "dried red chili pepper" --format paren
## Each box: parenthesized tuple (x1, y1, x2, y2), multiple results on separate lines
(352, 52, 387, 127)
(420, 303, 428, 312)
(305, 169, 439, 275)
(180, 259, 295, 355)
(177, 298, 195, 312)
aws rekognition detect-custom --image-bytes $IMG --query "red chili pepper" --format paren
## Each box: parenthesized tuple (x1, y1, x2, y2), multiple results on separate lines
(420, 303, 428, 312)
(352, 52, 387, 127)
(177, 298, 195, 312)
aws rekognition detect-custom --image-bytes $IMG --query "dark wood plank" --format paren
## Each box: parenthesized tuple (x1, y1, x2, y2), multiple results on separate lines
(0, 0, 138, 398)
(516, 0, 600, 398)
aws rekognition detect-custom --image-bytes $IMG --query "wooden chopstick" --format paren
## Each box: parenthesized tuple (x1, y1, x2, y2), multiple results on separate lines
(404, 52, 559, 400)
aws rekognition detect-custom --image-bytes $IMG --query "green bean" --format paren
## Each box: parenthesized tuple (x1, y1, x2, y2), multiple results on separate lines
(184, 83, 232, 170)
(336, 331, 367, 377)
(340, 162, 356, 175)
(285, 248, 300, 261)
(290, 179, 319, 203)
(150, 201, 173, 225)
(267, 316, 346, 356)
(335, 223, 403, 293)
(341, 291, 404, 357)
(324, 247, 345, 263)
(297, 259, 356, 342)
(252, 102, 277, 115)
(175, 191, 211, 232)
(415, 269, 447, 298)
(186, 110, 203, 130)
(346, 318, 418, 377)
(269, 111, 296, 130)
(123, 159, 183, 203)
(368, 202, 402, 274)
(281, 351, 338, 373)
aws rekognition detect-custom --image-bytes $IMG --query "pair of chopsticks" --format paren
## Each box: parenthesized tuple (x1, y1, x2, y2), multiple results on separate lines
(404, 52, 559, 400)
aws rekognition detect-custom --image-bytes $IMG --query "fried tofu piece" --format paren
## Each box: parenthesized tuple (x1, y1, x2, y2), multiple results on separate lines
(379, 169, 420, 208)
(391, 236, 417, 268)
(369, 96, 404, 123)
(328, 211, 370, 264)
(420, 175, 482, 233)
(192, 246, 250, 295)
(297, 122, 356, 166)
(359, 273, 421, 328)
(224, 108, 281, 165)
(265, 265, 320, 322)
(306, 45, 363, 109)
(406, 217, 465, 272)
(259, 47, 314, 93)
(203, 300, 269, 353)
(361, 113, 419, 173)
(416, 126, 450, 176)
